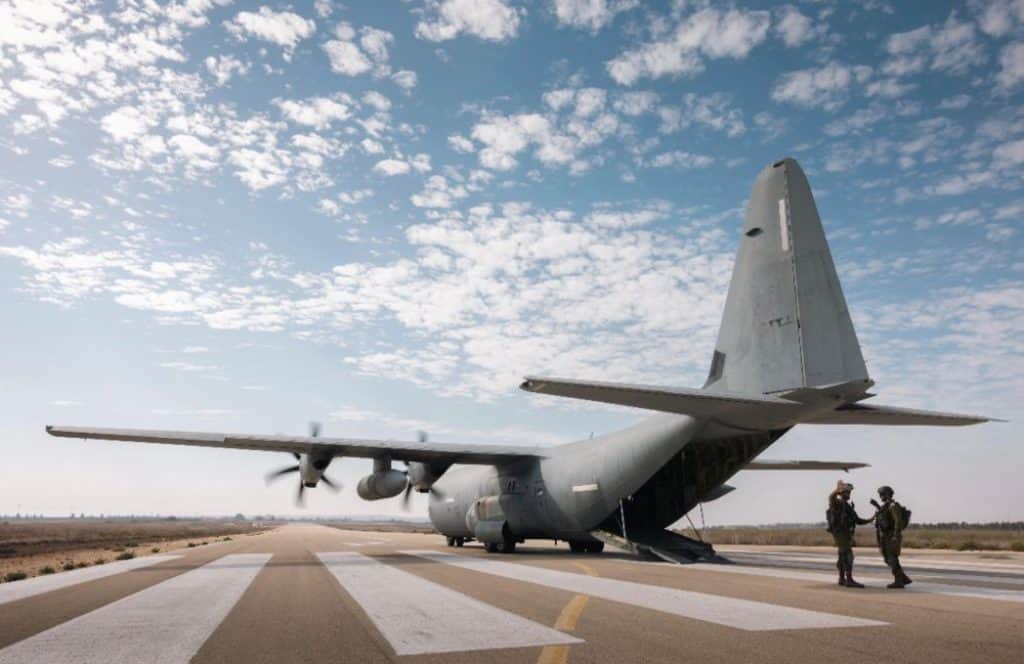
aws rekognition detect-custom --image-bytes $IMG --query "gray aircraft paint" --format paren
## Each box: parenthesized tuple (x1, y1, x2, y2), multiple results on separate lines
(47, 158, 997, 553)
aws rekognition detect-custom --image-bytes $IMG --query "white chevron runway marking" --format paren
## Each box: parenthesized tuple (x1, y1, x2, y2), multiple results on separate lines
(0, 555, 182, 606)
(403, 550, 886, 631)
(684, 562, 1024, 603)
(317, 551, 581, 655)
(0, 553, 271, 664)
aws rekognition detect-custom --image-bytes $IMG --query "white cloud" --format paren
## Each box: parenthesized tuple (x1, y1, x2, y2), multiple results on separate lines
(373, 158, 411, 175)
(169, 134, 220, 172)
(414, 0, 522, 42)
(274, 95, 352, 129)
(204, 54, 249, 86)
(550, 0, 637, 33)
(469, 96, 620, 173)
(391, 69, 418, 89)
(100, 106, 153, 142)
(224, 7, 316, 61)
(926, 172, 994, 196)
(323, 22, 395, 77)
(646, 150, 715, 169)
(938, 94, 970, 110)
(314, 0, 334, 19)
(774, 5, 817, 47)
(448, 134, 475, 153)
(410, 175, 467, 208)
(994, 138, 1024, 167)
(997, 41, 1024, 91)
(612, 91, 658, 116)
(660, 93, 745, 137)
(606, 8, 771, 85)
(771, 62, 871, 111)
(362, 91, 391, 112)
(884, 14, 985, 77)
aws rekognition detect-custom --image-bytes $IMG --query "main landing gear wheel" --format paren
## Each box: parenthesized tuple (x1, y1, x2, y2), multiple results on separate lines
(485, 537, 516, 554)
(446, 536, 455, 547)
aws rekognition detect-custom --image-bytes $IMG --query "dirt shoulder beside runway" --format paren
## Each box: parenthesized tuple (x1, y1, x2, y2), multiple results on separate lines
(0, 519, 275, 580)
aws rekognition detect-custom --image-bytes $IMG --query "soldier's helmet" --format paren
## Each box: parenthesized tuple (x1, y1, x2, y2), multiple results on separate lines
(877, 485, 894, 498)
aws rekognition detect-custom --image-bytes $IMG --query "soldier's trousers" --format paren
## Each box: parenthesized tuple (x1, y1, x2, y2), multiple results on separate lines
(879, 536, 903, 575)
(832, 534, 854, 572)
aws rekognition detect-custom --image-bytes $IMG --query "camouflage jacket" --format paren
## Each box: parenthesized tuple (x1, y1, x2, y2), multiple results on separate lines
(875, 501, 905, 538)
(828, 498, 872, 535)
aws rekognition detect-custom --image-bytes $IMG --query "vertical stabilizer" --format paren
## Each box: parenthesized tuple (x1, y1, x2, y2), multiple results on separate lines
(706, 158, 868, 395)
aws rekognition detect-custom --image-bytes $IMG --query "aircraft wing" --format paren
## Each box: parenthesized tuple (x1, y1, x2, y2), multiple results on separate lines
(45, 425, 546, 464)
(744, 460, 869, 471)
(802, 403, 1000, 426)
(519, 376, 800, 418)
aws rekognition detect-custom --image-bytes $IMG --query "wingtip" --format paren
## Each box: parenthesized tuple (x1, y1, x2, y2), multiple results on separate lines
(519, 376, 540, 392)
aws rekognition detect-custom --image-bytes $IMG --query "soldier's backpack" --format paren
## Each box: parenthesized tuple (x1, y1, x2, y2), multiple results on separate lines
(893, 501, 912, 530)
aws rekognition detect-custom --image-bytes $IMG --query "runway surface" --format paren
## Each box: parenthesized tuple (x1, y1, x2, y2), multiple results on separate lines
(0, 524, 1020, 663)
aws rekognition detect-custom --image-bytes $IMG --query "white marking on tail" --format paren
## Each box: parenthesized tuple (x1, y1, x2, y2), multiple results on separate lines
(778, 197, 789, 252)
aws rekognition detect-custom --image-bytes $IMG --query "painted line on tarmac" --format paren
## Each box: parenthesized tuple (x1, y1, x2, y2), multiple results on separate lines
(536, 560, 598, 664)
(686, 562, 1024, 603)
(318, 552, 579, 655)
(726, 551, 1024, 573)
(0, 555, 182, 607)
(725, 555, 1024, 586)
(403, 550, 886, 632)
(0, 553, 271, 664)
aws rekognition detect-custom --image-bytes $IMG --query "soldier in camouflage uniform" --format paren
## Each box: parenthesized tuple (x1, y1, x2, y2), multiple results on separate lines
(871, 485, 913, 589)
(826, 480, 874, 588)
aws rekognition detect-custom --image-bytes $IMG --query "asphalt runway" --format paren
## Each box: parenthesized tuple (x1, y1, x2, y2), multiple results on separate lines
(0, 524, 1020, 663)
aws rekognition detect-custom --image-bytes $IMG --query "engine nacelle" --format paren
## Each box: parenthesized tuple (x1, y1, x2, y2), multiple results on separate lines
(356, 470, 407, 500)
(405, 461, 448, 493)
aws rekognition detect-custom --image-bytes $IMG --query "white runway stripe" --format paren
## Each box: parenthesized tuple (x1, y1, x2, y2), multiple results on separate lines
(0, 553, 271, 664)
(686, 562, 1024, 603)
(0, 555, 181, 606)
(317, 552, 581, 655)
(403, 550, 885, 632)
(728, 551, 1024, 573)
(728, 555, 1024, 587)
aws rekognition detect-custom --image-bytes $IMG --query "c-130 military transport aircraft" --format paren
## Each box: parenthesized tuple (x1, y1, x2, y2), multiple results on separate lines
(48, 158, 997, 562)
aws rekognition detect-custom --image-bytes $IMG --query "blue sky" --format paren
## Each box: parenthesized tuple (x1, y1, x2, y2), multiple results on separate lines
(1, 0, 1021, 523)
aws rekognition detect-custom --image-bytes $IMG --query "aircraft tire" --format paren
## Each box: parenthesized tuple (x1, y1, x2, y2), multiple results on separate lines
(456, 537, 464, 547)
(484, 542, 499, 553)
(586, 542, 604, 554)
(569, 541, 587, 554)
(446, 536, 455, 547)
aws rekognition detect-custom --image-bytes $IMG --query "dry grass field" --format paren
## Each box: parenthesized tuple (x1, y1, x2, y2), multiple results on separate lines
(696, 527, 1024, 551)
(0, 519, 274, 581)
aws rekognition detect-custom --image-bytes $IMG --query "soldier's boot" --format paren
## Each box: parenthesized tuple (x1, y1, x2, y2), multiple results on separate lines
(899, 571, 912, 586)
(844, 572, 864, 588)
(836, 564, 847, 586)
(886, 573, 906, 589)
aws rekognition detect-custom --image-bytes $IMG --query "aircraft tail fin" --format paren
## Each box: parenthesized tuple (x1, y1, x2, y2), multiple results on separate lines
(705, 158, 869, 396)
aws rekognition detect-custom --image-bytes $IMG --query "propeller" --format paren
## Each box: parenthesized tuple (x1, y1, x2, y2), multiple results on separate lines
(399, 431, 444, 511)
(264, 422, 341, 507)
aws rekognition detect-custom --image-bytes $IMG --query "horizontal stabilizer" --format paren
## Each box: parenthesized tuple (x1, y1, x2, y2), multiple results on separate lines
(804, 403, 1000, 427)
(745, 460, 869, 471)
(520, 376, 800, 420)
